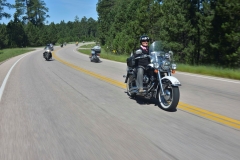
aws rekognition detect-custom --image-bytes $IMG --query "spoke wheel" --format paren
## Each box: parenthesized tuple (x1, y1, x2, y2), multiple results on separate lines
(158, 82, 180, 111)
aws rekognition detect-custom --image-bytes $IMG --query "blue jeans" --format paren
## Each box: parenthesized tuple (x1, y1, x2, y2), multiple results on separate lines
(136, 67, 144, 89)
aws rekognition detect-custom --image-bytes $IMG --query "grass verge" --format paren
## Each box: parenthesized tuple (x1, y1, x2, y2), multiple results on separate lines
(79, 45, 240, 80)
(177, 64, 240, 80)
(0, 48, 35, 63)
(80, 44, 96, 48)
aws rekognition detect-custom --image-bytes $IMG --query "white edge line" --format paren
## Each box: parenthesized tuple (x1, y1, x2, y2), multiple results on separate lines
(177, 72, 240, 84)
(0, 54, 29, 101)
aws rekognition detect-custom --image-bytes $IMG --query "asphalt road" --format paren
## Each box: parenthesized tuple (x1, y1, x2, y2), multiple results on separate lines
(0, 43, 240, 160)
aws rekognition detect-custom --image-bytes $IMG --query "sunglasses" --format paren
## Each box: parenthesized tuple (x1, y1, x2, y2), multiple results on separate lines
(142, 40, 149, 42)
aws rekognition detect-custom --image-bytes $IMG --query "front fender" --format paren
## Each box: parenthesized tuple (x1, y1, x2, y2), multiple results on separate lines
(161, 76, 181, 86)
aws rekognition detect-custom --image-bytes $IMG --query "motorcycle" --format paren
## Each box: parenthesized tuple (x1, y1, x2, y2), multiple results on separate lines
(43, 46, 52, 61)
(90, 46, 101, 63)
(123, 41, 181, 111)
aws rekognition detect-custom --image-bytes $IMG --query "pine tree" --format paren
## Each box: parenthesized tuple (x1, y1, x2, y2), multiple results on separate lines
(24, 22, 39, 46)
(24, 0, 49, 26)
(210, 0, 240, 67)
(13, 0, 25, 22)
(157, 0, 195, 64)
(7, 20, 27, 47)
(97, 0, 116, 45)
(0, 24, 8, 48)
(0, 0, 13, 20)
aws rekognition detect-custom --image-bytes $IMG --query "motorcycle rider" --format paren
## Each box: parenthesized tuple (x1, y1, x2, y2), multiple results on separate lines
(43, 44, 50, 58)
(134, 35, 150, 93)
(89, 43, 101, 58)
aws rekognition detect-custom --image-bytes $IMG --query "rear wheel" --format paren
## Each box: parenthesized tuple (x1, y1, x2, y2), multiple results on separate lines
(157, 82, 180, 111)
(127, 75, 136, 98)
(96, 57, 100, 63)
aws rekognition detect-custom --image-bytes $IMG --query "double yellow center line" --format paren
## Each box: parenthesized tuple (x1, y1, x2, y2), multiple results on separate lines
(53, 51, 240, 130)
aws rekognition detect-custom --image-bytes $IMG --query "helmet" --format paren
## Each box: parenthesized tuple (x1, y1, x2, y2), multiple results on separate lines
(140, 35, 150, 43)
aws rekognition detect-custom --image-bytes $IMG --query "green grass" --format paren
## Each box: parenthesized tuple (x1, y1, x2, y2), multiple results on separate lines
(79, 46, 240, 80)
(177, 64, 240, 80)
(0, 48, 35, 63)
(80, 44, 96, 48)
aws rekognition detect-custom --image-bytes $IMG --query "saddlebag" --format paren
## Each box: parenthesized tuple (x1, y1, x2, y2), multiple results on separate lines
(127, 56, 135, 67)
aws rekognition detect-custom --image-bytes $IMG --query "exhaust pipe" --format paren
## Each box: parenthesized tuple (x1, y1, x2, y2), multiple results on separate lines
(129, 87, 138, 94)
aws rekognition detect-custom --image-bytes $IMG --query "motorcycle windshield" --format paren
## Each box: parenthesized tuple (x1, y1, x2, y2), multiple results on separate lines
(45, 46, 51, 51)
(149, 41, 166, 63)
(149, 41, 165, 56)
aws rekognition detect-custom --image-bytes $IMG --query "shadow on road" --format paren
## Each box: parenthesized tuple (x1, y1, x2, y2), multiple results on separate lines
(125, 91, 177, 112)
(45, 59, 55, 61)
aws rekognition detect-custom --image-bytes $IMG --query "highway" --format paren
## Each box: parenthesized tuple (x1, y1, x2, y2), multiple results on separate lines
(0, 43, 240, 160)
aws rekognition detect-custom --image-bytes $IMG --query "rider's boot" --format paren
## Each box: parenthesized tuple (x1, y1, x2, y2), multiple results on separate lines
(138, 88, 146, 93)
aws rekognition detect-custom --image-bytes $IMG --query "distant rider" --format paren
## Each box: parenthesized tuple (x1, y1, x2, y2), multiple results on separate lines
(90, 43, 101, 58)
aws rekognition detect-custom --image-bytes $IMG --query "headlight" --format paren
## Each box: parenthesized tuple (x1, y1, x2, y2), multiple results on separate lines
(154, 62, 159, 69)
(172, 64, 177, 70)
(161, 60, 171, 70)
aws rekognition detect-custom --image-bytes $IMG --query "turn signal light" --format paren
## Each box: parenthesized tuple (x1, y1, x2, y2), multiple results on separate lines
(154, 69, 158, 74)
(172, 70, 176, 74)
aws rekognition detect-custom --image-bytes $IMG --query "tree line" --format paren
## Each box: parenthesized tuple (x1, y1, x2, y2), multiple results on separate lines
(97, 0, 240, 68)
(1, 0, 240, 68)
(0, 0, 98, 48)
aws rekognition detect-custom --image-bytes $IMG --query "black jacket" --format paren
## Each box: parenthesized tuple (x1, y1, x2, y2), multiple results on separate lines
(134, 47, 150, 67)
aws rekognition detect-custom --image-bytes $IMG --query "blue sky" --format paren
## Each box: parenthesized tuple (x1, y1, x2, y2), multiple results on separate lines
(1, 0, 99, 24)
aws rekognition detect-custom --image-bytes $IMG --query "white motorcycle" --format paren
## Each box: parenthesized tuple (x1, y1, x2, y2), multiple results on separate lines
(90, 45, 101, 63)
(43, 46, 52, 61)
(124, 41, 181, 111)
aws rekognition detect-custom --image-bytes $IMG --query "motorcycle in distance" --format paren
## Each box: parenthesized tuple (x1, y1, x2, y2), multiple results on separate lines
(90, 45, 101, 63)
(123, 41, 181, 111)
(43, 46, 52, 61)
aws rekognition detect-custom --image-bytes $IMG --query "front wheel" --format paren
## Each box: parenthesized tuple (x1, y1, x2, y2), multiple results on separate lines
(45, 53, 49, 61)
(157, 83, 180, 111)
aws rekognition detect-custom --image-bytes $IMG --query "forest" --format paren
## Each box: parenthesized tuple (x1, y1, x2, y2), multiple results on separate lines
(0, 0, 240, 68)
(0, 0, 98, 47)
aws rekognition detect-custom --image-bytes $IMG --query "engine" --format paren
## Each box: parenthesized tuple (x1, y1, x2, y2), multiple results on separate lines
(143, 75, 149, 84)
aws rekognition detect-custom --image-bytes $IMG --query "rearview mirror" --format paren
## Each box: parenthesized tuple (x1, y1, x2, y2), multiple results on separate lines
(169, 51, 173, 55)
